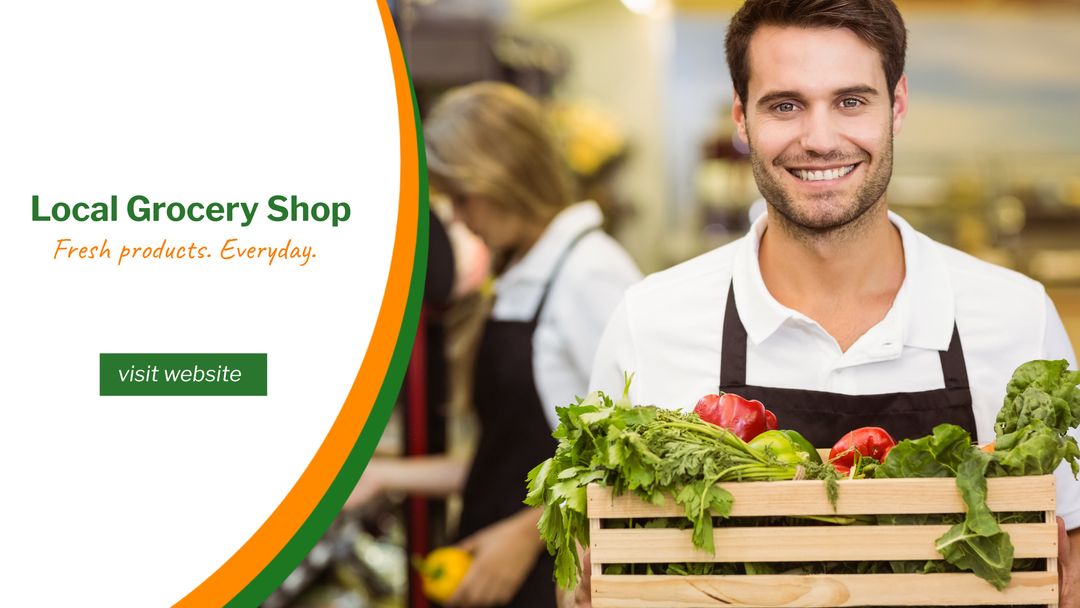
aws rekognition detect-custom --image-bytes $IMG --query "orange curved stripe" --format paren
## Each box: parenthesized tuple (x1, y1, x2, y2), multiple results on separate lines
(174, 3, 418, 605)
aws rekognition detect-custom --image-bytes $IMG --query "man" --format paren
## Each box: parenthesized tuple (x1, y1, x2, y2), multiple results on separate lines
(585, 0, 1080, 605)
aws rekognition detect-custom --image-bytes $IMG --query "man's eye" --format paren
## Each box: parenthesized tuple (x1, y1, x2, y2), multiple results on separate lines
(775, 102, 796, 113)
(840, 98, 863, 109)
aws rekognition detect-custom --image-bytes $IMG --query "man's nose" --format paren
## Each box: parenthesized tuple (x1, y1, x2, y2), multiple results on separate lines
(799, 107, 841, 155)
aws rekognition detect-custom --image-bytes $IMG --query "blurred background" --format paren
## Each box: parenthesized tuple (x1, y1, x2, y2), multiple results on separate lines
(266, 1, 1080, 606)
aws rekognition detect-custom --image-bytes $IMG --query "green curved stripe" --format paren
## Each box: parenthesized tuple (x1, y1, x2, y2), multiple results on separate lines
(225, 61, 428, 607)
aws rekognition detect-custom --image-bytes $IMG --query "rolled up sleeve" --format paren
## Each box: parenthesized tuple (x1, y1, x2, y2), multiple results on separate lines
(1044, 294, 1080, 528)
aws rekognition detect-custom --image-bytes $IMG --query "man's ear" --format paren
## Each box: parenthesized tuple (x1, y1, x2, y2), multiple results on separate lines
(892, 74, 909, 136)
(732, 92, 749, 146)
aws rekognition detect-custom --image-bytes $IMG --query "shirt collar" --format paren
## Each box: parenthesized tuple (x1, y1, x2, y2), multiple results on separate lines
(732, 210, 955, 351)
(732, 214, 791, 346)
(495, 201, 603, 292)
(893, 211, 955, 351)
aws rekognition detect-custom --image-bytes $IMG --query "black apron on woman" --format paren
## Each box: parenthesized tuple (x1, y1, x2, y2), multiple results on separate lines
(718, 280, 978, 447)
(458, 229, 595, 608)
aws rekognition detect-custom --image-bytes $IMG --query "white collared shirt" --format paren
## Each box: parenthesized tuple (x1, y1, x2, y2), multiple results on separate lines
(590, 211, 1080, 526)
(492, 201, 641, 431)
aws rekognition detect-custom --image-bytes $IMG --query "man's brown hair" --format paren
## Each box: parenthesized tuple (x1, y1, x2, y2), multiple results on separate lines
(725, 0, 908, 105)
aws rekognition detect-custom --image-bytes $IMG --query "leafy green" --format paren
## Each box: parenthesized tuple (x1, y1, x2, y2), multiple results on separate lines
(525, 376, 833, 589)
(933, 449, 1014, 590)
(934, 522, 1014, 590)
(872, 360, 1080, 589)
(675, 480, 734, 553)
(529, 360, 1080, 591)
(875, 423, 972, 479)
(997, 359, 1080, 436)
(878, 435, 1016, 590)
(990, 420, 1080, 478)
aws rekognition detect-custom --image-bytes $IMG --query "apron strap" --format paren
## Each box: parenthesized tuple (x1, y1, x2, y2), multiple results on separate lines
(720, 281, 749, 388)
(938, 324, 970, 390)
(719, 279, 970, 391)
(530, 227, 599, 325)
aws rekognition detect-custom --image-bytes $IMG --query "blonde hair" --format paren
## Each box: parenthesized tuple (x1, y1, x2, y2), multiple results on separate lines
(424, 82, 575, 222)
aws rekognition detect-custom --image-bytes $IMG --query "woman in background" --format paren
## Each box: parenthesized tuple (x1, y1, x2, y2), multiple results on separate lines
(347, 82, 640, 607)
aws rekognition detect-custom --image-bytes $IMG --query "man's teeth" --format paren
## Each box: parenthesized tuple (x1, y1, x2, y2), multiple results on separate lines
(793, 164, 856, 181)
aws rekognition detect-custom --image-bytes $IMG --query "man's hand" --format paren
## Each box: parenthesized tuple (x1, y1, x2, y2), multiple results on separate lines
(572, 551, 592, 607)
(556, 548, 592, 608)
(1059, 518, 1080, 607)
(446, 510, 544, 607)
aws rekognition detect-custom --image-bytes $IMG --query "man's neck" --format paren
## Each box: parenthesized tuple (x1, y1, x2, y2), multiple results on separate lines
(757, 201, 905, 352)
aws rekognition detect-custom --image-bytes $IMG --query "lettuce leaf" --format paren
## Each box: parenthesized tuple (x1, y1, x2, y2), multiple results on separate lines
(876, 424, 972, 478)
(997, 359, 1080, 436)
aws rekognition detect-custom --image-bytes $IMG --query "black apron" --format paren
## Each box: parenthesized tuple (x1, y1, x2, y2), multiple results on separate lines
(459, 229, 595, 608)
(719, 281, 977, 447)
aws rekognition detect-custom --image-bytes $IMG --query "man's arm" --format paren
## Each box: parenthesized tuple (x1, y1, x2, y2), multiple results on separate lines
(1043, 293, 1080, 605)
(1043, 294, 1077, 368)
(1061, 523, 1080, 606)
(565, 299, 641, 608)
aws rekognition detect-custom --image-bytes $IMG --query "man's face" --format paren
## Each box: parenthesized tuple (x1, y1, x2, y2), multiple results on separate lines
(733, 26, 908, 234)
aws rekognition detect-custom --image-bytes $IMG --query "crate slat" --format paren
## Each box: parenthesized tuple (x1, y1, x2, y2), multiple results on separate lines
(587, 476, 1055, 518)
(590, 518, 602, 579)
(1046, 509, 1059, 608)
(591, 522, 1056, 563)
(591, 572, 1058, 607)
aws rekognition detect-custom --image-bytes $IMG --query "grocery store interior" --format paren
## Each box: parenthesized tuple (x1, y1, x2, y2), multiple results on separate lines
(265, 0, 1080, 606)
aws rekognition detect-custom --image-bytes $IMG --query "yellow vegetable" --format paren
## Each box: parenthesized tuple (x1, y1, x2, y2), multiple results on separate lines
(416, 547, 472, 603)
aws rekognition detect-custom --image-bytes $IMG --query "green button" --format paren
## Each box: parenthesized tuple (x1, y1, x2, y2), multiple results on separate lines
(100, 353, 267, 396)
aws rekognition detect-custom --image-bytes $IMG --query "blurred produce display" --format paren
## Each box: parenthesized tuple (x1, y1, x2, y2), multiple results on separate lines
(262, 507, 408, 608)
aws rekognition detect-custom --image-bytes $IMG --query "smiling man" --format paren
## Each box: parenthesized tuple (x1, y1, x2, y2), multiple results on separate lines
(586, 0, 1080, 605)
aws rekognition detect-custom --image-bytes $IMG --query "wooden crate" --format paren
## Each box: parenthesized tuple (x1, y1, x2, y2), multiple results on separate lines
(587, 476, 1058, 607)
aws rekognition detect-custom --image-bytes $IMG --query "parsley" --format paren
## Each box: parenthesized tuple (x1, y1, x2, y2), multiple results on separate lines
(525, 376, 834, 589)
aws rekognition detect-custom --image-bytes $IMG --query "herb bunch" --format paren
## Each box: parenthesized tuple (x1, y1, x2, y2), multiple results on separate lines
(524, 376, 836, 589)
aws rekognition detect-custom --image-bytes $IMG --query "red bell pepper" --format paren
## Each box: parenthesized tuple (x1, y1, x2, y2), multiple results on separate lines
(693, 393, 768, 441)
(829, 426, 896, 469)
(764, 408, 778, 431)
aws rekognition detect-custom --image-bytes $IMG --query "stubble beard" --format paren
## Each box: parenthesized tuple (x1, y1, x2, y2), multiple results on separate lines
(749, 128, 894, 245)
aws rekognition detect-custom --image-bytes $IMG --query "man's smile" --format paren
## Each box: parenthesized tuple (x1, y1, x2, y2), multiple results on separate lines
(785, 162, 862, 184)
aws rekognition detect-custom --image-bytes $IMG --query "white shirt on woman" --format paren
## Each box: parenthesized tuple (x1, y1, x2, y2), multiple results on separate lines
(492, 201, 641, 431)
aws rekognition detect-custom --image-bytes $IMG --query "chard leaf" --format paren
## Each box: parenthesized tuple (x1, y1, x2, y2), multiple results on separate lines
(933, 449, 1014, 590)
(876, 424, 971, 478)
(934, 524, 1013, 590)
(955, 450, 998, 537)
(928, 423, 977, 467)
